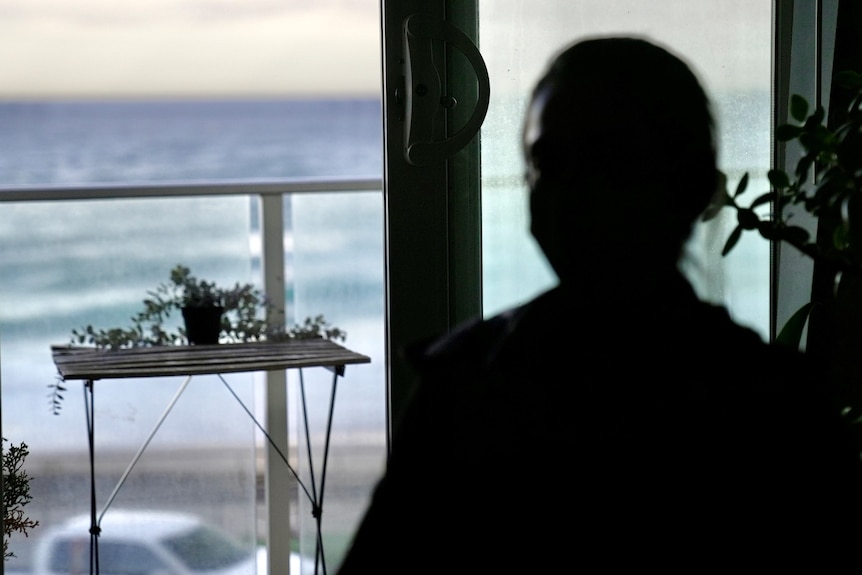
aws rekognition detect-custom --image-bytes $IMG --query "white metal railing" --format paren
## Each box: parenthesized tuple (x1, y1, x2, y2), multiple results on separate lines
(0, 176, 382, 202)
(0, 176, 382, 575)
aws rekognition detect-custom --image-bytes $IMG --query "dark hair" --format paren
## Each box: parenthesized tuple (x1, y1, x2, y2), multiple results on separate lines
(527, 36, 718, 264)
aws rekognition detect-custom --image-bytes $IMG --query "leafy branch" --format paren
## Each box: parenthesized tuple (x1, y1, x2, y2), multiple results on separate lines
(2, 438, 39, 561)
(47, 375, 67, 416)
(703, 69, 862, 345)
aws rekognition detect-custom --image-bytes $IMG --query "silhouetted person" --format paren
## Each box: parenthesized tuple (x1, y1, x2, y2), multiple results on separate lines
(337, 36, 862, 573)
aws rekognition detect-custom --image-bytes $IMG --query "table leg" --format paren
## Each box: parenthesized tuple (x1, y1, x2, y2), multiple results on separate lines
(83, 374, 193, 575)
(218, 366, 344, 575)
(83, 380, 99, 575)
(97, 375, 193, 524)
(298, 368, 339, 575)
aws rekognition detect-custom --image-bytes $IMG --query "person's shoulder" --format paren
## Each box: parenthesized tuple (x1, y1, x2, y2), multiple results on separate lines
(404, 286, 570, 369)
(683, 298, 815, 380)
(403, 303, 522, 373)
(686, 300, 839, 439)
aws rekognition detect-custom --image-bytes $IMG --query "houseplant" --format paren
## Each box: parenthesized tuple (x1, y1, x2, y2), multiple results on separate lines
(53, 264, 346, 413)
(2, 437, 38, 561)
(140, 264, 266, 345)
(70, 265, 345, 349)
(703, 69, 862, 416)
(71, 265, 267, 348)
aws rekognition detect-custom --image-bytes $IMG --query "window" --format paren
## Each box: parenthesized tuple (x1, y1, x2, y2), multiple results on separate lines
(0, 2, 384, 574)
(380, 2, 777, 427)
(478, 0, 774, 337)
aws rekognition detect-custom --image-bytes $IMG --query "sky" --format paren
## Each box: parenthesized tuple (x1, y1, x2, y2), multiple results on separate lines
(0, 0, 382, 99)
(0, 0, 777, 101)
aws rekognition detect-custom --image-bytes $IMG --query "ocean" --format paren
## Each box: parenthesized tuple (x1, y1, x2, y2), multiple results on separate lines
(0, 98, 388, 449)
(0, 99, 384, 184)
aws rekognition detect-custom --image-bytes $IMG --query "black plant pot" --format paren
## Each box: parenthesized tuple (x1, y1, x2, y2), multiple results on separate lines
(182, 306, 224, 345)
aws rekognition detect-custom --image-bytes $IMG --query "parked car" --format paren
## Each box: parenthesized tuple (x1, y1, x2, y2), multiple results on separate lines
(32, 510, 260, 575)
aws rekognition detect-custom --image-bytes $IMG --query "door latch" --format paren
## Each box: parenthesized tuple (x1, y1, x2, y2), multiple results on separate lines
(402, 13, 490, 167)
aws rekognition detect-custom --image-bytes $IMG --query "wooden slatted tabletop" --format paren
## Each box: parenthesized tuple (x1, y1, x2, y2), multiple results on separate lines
(51, 339, 371, 381)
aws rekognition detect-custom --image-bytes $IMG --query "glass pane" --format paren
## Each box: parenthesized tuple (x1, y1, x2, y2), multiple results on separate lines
(479, 0, 772, 338)
(288, 191, 386, 567)
(0, 197, 260, 571)
(0, 190, 387, 574)
(0, 2, 384, 573)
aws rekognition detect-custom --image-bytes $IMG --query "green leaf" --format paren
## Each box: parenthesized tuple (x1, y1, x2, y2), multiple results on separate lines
(776, 302, 815, 349)
(776, 123, 802, 142)
(813, 105, 826, 123)
(783, 225, 811, 246)
(790, 94, 809, 123)
(750, 191, 776, 209)
(832, 223, 850, 251)
(768, 169, 791, 189)
(722, 225, 743, 256)
(737, 208, 760, 230)
(733, 172, 749, 198)
(796, 155, 813, 181)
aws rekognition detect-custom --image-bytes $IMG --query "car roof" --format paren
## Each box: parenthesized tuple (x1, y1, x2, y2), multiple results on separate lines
(53, 509, 201, 541)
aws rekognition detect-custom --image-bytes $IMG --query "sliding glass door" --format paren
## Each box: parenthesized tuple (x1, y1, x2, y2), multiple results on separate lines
(477, 0, 774, 330)
(381, 0, 775, 429)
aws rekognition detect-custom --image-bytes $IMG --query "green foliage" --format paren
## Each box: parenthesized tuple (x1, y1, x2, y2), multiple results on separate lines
(774, 301, 816, 350)
(70, 265, 266, 348)
(47, 375, 67, 415)
(2, 438, 38, 561)
(268, 314, 347, 343)
(52, 265, 347, 414)
(703, 70, 862, 342)
(69, 265, 345, 350)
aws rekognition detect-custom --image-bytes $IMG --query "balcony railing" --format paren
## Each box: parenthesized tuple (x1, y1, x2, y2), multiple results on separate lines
(0, 176, 385, 575)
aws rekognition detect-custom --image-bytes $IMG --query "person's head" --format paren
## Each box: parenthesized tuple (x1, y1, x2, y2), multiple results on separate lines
(523, 36, 718, 288)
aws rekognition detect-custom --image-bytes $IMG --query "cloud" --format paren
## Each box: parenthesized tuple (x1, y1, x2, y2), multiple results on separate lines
(0, 0, 381, 98)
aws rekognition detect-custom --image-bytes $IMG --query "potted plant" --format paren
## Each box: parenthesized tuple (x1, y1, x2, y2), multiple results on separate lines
(703, 69, 862, 416)
(70, 264, 345, 350)
(2, 437, 38, 561)
(159, 265, 257, 345)
(54, 265, 346, 414)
